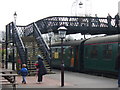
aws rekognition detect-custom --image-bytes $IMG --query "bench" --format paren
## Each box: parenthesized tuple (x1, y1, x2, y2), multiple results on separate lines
(0, 79, 8, 82)
(0, 82, 18, 88)
(0, 69, 18, 90)
(0, 69, 16, 73)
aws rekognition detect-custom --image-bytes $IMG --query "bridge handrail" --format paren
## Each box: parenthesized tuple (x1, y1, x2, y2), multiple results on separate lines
(36, 16, 118, 28)
(17, 16, 120, 36)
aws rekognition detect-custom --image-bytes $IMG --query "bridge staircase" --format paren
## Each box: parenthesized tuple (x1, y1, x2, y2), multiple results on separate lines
(6, 22, 27, 65)
(32, 22, 52, 73)
(6, 22, 52, 74)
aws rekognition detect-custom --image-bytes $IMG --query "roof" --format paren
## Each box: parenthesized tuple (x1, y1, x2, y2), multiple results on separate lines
(51, 39, 85, 46)
(84, 34, 120, 44)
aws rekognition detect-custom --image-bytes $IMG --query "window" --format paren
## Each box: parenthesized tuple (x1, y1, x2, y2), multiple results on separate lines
(70, 47, 74, 56)
(54, 52, 59, 59)
(52, 48, 59, 59)
(103, 45, 112, 59)
(90, 46, 98, 59)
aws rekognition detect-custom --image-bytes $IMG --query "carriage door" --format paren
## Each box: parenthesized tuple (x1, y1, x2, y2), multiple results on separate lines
(74, 46, 79, 71)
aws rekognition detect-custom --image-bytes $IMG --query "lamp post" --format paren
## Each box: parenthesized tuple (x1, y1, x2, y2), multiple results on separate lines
(57, 26, 67, 87)
(79, 1, 83, 8)
(48, 29, 54, 68)
(2, 31, 5, 68)
(12, 12, 17, 70)
(13, 12, 17, 25)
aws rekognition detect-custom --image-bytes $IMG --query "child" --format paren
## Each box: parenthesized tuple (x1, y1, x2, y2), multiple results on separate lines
(18, 64, 28, 84)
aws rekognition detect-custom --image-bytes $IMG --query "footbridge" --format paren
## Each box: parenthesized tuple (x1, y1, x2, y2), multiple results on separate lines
(5, 16, 120, 74)
(29, 16, 120, 35)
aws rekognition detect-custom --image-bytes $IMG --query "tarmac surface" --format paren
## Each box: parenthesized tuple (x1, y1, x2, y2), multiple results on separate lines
(16, 70, 117, 88)
(1, 63, 118, 88)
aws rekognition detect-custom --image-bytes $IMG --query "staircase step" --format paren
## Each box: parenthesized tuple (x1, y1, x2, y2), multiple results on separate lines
(45, 64, 50, 66)
(47, 71, 56, 74)
(46, 67, 50, 69)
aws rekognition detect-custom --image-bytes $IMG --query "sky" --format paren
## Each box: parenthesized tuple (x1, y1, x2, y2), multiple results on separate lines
(0, 0, 119, 32)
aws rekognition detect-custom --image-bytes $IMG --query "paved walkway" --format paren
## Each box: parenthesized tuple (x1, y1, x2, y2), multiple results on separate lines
(16, 75, 73, 88)
(0, 62, 118, 88)
(16, 70, 118, 88)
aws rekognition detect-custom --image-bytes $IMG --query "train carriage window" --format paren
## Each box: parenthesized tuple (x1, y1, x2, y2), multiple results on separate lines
(103, 45, 112, 59)
(70, 47, 74, 56)
(90, 46, 98, 59)
(53, 48, 59, 59)
(63, 48, 65, 54)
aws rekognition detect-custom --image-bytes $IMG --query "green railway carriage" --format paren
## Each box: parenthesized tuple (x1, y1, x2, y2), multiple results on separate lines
(83, 34, 120, 74)
(51, 34, 120, 77)
(51, 40, 85, 71)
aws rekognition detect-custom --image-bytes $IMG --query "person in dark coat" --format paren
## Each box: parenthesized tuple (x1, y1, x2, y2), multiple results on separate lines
(37, 55, 47, 83)
(107, 13, 112, 27)
(115, 53, 120, 87)
(114, 13, 119, 27)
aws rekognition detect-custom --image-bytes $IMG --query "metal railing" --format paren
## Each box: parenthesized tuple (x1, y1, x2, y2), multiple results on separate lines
(17, 16, 119, 36)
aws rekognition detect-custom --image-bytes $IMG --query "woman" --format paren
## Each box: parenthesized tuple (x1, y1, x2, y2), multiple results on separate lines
(37, 55, 47, 83)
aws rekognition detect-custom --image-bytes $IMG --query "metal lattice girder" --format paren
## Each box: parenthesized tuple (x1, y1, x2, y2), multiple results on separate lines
(6, 22, 27, 64)
(33, 22, 50, 63)
(16, 16, 120, 36)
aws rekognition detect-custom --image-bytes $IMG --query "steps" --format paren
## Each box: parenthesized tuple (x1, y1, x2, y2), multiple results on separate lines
(33, 23, 52, 73)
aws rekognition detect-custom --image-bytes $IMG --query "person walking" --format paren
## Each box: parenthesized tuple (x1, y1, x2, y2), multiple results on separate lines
(114, 13, 119, 27)
(107, 13, 112, 27)
(94, 14, 100, 27)
(18, 64, 28, 84)
(37, 55, 47, 83)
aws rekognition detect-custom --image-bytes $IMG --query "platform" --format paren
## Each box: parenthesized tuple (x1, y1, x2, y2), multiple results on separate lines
(0, 63, 118, 89)
(15, 70, 117, 88)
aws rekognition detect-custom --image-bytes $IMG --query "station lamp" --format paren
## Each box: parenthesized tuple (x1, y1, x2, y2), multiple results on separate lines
(57, 26, 67, 87)
(13, 12, 17, 25)
(58, 26, 67, 39)
(79, 1, 83, 8)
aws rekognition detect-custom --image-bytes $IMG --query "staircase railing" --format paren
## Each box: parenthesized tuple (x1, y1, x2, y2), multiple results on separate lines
(33, 22, 51, 64)
(12, 22, 27, 64)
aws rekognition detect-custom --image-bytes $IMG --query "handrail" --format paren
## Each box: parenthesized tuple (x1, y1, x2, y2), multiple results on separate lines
(33, 22, 51, 63)
(18, 16, 119, 37)
(33, 22, 50, 51)
(12, 22, 27, 64)
(13, 22, 26, 52)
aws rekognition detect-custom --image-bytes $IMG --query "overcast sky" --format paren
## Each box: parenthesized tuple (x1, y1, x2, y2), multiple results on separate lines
(0, 0, 119, 31)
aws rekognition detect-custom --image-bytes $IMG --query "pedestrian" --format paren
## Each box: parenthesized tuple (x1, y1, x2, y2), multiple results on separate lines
(37, 55, 47, 83)
(114, 13, 119, 27)
(115, 53, 120, 87)
(18, 64, 28, 84)
(94, 14, 100, 27)
(107, 13, 112, 27)
(34, 61, 39, 76)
